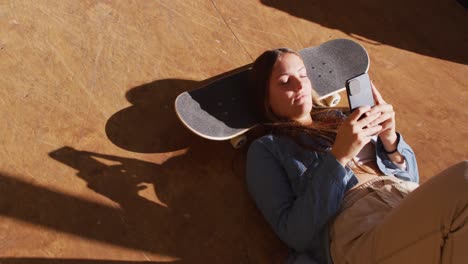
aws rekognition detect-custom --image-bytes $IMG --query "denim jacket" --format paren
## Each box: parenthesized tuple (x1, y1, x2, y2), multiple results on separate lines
(246, 131, 418, 263)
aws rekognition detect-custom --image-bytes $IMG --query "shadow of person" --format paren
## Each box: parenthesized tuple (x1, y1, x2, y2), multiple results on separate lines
(49, 147, 163, 209)
(48, 147, 179, 257)
(46, 142, 287, 263)
(42, 72, 287, 262)
(261, 0, 468, 65)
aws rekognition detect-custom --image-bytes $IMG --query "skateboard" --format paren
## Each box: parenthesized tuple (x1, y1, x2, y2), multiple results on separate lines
(175, 39, 369, 148)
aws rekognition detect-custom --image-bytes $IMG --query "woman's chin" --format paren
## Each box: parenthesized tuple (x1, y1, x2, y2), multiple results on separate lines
(296, 102, 312, 114)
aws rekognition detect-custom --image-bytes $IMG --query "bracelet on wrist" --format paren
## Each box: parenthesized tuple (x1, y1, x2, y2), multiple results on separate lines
(384, 147, 398, 154)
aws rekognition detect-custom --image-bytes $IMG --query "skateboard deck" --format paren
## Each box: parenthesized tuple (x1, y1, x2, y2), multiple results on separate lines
(175, 39, 369, 141)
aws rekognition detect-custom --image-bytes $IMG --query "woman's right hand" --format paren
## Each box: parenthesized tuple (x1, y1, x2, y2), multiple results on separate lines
(331, 106, 383, 167)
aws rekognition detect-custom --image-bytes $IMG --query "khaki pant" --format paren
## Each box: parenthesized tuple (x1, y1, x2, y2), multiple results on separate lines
(330, 161, 468, 264)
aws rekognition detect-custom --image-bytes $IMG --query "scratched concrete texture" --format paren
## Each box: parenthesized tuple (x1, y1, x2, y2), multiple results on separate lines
(0, 0, 467, 263)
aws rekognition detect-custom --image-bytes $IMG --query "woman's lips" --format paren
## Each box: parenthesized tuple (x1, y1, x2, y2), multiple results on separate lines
(293, 94, 307, 103)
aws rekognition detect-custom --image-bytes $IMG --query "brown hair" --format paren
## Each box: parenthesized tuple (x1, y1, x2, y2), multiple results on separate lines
(248, 48, 344, 152)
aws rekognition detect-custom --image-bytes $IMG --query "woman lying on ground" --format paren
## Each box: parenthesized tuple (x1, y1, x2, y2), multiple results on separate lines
(246, 48, 467, 264)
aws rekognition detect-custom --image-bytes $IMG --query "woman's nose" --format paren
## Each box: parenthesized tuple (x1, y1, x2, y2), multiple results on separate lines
(291, 76, 303, 91)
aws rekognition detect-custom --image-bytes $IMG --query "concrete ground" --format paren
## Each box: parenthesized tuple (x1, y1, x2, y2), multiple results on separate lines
(0, 0, 467, 263)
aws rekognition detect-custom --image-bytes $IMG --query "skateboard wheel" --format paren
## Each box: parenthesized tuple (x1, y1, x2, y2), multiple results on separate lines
(325, 94, 341, 107)
(230, 135, 247, 149)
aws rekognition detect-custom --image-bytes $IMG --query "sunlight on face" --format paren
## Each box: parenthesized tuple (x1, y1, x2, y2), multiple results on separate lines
(268, 53, 313, 124)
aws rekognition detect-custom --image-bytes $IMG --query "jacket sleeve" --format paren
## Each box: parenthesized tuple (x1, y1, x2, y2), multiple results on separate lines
(375, 132, 419, 183)
(246, 140, 356, 252)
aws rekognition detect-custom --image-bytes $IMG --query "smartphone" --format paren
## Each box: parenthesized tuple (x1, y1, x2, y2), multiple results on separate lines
(346, 73, 375, 112)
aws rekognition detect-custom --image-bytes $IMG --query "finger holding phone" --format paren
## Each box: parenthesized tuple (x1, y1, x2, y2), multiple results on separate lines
(368, 82, 397, 147)
(344, 74, 404, 165)
(346, 74, 396, 145)
(331, 105, 383, 166)
(367, 82, 405, 165)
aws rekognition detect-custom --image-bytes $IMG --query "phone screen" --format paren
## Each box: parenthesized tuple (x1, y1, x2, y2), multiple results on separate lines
(346, 73, 375, 112)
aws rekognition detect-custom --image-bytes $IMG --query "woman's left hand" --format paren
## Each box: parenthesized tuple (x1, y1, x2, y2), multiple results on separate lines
(367, 82, 398, 150)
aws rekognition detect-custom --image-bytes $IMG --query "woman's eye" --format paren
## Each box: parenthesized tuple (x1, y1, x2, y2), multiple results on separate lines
(280, 79, 289, 85)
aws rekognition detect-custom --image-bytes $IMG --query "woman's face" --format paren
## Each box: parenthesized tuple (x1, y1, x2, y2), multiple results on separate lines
(268, 53, 313, 123)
